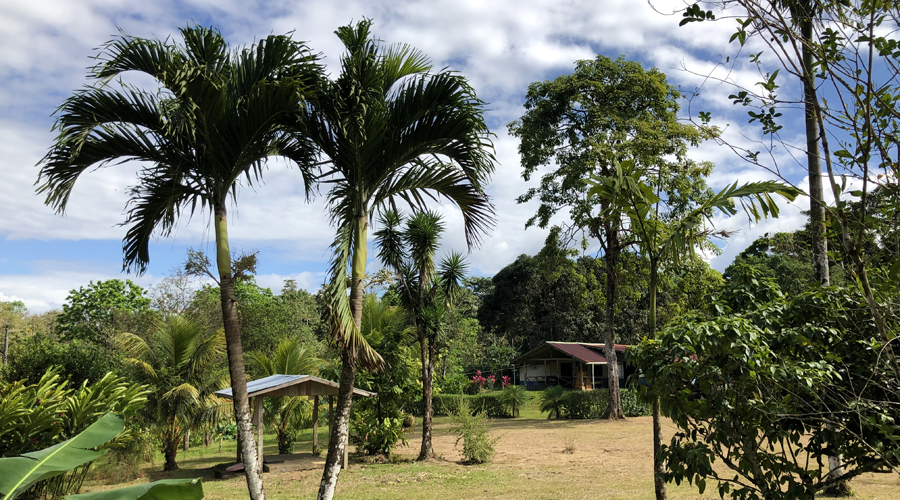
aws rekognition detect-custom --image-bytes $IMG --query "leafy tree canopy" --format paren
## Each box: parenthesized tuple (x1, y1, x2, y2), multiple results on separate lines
(56, 280, 154, 345)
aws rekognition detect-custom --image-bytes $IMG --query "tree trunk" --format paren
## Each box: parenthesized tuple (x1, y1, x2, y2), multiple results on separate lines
(418, 331, 435, 460)
(797, 7, 847, 493)
(215, 205, 266, 500)
(319, 350, 356, 499)
(648, 257, 666, 500)
(603, 221, 624, 419)
(318, 214, 367, 500)
(163, 438, 179, 471)
(183, 429, 190, 452)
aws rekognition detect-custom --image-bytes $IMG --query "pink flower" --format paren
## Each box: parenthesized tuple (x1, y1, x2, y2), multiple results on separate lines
(502, 375, 511, 387)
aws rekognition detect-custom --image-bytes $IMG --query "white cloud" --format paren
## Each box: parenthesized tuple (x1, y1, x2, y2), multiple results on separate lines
(0, 0, 830, 307)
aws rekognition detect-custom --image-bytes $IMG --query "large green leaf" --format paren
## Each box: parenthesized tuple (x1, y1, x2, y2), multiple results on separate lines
(65, 478, 204, 500)
(0, 413, 123, 500)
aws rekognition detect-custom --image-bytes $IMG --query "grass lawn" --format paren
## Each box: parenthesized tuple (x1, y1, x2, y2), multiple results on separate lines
(83, 400, 900, 499)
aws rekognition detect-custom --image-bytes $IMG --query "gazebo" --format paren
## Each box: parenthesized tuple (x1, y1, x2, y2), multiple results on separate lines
(216, 374, 375, 471)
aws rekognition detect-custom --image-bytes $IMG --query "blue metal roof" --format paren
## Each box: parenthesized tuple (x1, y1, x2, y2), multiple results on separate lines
(215, 374, 375, 399)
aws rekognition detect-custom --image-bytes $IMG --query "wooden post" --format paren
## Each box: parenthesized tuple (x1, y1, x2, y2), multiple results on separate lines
(342, 431, 349, 470)
(328, 395, 334, 447)
(312, 396, 319, 454)
(254, 396, 264, 469)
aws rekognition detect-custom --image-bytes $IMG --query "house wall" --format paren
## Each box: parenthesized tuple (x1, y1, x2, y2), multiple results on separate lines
(519, 361, 559, 382)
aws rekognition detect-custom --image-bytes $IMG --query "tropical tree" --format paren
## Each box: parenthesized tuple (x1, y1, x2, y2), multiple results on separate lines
(37, 26, 322, 499)
(301, 20, 495, 499)
(247, 338, 320, 454)
(375, 209, 468, 460)
(118, 316, 228, 471)
(509, 55, 717, 421)
(588, 158, 800, 500)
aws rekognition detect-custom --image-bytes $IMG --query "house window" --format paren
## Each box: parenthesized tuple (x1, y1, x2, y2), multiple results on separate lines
(560, 362, 573, 378)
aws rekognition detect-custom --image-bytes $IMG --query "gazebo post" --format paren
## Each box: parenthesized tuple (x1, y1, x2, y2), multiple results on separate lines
(312, 395, 319, 454)
(254, 396, 264, 469)
(342, 432, 349, 469)
(328, 395, 334, 447)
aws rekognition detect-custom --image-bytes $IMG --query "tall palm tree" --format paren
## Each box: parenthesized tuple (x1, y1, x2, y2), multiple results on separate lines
(36, 26, 322, 500)
(118, 316, 229, 471)
(375, 209, 467, 460)
(302, 20, 495, 500)
(247, 338, 320, 454)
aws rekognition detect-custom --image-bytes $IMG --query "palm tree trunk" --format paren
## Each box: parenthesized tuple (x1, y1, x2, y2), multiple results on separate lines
(163, 437, 179, 471)
(604, 221, 624, 420)
(215, 205, 266, 500)
(648, 256, 666, 500)
(318, 214, 367, 500)
(418, 329, 435, 460)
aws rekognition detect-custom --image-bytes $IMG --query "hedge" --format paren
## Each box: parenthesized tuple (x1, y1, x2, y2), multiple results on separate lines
(558, 389, 651, 419)
(432, 393, 511, 418)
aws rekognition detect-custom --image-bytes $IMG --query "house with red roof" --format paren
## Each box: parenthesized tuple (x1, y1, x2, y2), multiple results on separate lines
(512, 341, 635, 390)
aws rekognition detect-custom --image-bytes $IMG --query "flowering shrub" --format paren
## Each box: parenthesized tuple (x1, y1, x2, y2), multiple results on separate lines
(471, 370, 486, 389)
(501, 375, 511, 388)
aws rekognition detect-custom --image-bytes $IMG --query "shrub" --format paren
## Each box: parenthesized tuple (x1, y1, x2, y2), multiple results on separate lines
(559, 390, 607, 419)
(450, 399, 498, 464)
(7, 333, 120, 388)
(350, 408, 408, 457)
(621, 389, 652, 417)
(498, 385, 529, 417)
(557, 389, 649, 419)
(433, 393, 511, 418)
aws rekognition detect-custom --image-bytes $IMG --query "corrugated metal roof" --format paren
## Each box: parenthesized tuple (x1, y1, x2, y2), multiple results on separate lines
(547, 342, 608, 364)
(216, 374, 375, 399)
(513, 341, 630, 365)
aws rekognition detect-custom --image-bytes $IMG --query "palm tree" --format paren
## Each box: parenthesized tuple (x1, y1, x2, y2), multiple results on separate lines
(375, 209, 468, 460)
(588, 158, 800, 500)
(247, 338, 320, 454)
(36, 26, 322, 500)
(539, 385, 567, 419)
(302, 20, 495, 499)
(118, 316, 229, 471)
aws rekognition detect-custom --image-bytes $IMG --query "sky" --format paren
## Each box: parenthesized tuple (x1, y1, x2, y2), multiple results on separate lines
(0, 0, 819, 312)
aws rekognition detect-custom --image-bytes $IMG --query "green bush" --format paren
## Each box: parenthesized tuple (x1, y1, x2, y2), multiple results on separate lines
(7, 333, 121, 388)
(433, 393, 511, 418)
(449, 399, 498, 464)
(558, 389, 650, 419)
(350, 409, 408, 457)
(621, 389, 652, 417)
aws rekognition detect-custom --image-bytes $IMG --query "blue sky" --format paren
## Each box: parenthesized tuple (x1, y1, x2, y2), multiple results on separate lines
(0, 0, 818, 312)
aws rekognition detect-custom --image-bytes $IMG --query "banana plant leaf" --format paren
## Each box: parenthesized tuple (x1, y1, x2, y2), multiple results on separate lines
(0, 413, 124, 500)
(65, 478, 204, 500)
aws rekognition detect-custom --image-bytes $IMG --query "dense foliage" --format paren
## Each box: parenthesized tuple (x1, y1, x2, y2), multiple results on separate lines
(631, 269, 900, 499)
